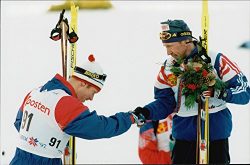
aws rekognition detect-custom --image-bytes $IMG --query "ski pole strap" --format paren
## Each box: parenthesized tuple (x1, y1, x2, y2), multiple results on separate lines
(183, 39, 211, 64)
(50, 10, 68, 42)
(197, 37, 211, 64)
(68, 29, 79, 43)
(50, 25, 79, 43)
(50, 27, 62, 41)
(57, 9, 65, 27)
(50, 9, 79, 43)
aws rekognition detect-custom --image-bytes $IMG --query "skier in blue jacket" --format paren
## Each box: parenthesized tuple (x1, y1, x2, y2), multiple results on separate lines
(132, 19, 250, 164)
(10, 54, 143, 165)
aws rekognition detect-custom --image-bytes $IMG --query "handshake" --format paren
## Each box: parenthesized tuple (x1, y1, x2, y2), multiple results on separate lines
(129, 107, 150, 127)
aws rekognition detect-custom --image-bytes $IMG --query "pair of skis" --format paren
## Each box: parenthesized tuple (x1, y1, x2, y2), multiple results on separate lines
(196, 0, 210, 164)
(50, 2, 79, 165)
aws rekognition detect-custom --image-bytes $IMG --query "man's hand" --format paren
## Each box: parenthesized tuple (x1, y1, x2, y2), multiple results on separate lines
(129, 107, 150, 127)
(201, 87, 227, 100)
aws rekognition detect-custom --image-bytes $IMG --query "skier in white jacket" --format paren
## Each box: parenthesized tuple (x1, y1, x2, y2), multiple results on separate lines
(10, 54, 144, 165)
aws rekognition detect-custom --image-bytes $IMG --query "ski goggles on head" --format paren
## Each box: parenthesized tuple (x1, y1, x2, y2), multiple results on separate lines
(160, 31, 172, 40)
(160, 31, 192, 42)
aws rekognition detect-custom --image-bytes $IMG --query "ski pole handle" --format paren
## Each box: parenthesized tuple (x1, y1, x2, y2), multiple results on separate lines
(56, 9, 65, 27)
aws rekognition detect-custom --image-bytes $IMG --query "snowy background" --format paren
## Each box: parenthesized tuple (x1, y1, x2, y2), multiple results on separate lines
(1, 1, 250, 164)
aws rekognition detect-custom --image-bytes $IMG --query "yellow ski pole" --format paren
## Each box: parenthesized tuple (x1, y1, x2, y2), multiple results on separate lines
(63, 2, 78, 165)
(69, 1, 78, 77)
(69, 1, 78, 165)
(199, 0, 210, 164)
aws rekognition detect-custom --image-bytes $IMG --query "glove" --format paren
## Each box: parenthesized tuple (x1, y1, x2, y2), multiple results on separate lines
(133, 107, 150, 119)
(130, 107, 150, 127)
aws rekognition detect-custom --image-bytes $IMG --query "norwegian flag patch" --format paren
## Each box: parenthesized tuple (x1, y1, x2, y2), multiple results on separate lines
(28, 137, 38, 147)
(161, 23, 170, 31)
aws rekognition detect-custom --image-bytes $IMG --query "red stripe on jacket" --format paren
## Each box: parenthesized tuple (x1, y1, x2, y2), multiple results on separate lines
(220, 54, 240, 79)
(222, 54, 240, 73)
(20, 92, 32, 112)
(55, 96, 88, 130)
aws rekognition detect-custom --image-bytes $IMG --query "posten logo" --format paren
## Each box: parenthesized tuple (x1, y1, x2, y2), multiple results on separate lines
(25, 95, 50, 116)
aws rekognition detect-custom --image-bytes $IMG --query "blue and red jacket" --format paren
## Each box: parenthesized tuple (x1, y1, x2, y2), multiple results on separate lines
(144, 46, 250, 141)
(10, 74, 133, 165)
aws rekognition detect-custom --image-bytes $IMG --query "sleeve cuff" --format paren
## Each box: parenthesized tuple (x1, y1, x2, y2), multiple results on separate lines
(222, 89, 232, 101)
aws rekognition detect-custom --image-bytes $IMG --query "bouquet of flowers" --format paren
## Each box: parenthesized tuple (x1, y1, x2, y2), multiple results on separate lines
(170, 56, 226, 109)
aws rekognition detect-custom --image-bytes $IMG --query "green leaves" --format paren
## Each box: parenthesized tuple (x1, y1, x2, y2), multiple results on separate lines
(170, 67, 183, 77)
(170, 56, 226, 109)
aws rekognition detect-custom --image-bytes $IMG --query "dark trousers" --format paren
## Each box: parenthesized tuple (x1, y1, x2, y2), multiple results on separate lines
(172, 138, 230, 164)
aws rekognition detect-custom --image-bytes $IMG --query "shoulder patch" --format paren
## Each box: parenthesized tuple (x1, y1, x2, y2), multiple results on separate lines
(55, 96, 88, 129)
(157, 66, 177, 87)
(165, 73, 177, 87)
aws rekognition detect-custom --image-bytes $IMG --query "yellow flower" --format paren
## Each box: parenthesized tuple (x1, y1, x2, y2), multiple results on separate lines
(209, 79, 216, 86)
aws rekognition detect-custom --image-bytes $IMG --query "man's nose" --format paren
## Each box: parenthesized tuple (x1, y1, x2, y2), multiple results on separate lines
(89, 95, 94, 101)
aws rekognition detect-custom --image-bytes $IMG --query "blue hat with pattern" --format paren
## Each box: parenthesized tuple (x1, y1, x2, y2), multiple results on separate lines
(160, 19, 192, 43)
